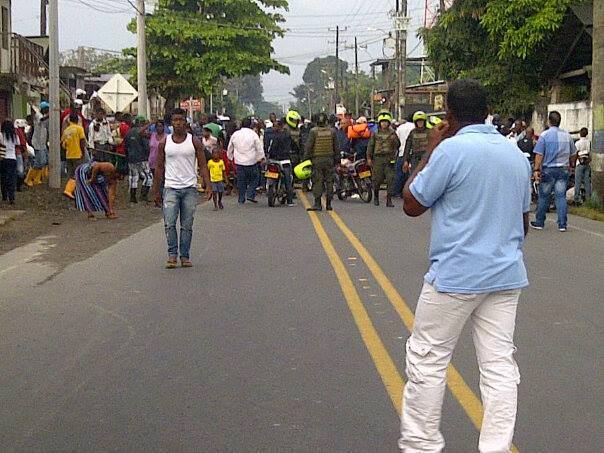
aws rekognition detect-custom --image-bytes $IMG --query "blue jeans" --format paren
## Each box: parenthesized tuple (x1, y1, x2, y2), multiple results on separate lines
(574, 164, 591, 202)
(236, 164, 260, 203)
(536, 167, 569, 229)
(392, 155, 408, 197)
(163, 187, 198, 259)
(33, 147, 48, 169)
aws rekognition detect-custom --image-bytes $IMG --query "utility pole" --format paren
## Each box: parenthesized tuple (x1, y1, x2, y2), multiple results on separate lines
(592, 0, 604, 205)
(136, 0, 148, 118)
(48, 0, 60, 189)
(395, 0, 408, 120)
(40, 0, 48, 35)
(355, 37, 360, 117)
(306, 85, 313, 119)
(335, 25, 339, 113)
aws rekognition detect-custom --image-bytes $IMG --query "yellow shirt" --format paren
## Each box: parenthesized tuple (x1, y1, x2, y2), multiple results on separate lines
(61, 123, 86, 159)
(208, 159, 226, 183)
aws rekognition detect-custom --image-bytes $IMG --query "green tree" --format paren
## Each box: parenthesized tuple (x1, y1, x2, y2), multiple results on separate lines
(92, 56, 136, 75)
(134, 0, 289, 108)
(421, 0, 578, 115)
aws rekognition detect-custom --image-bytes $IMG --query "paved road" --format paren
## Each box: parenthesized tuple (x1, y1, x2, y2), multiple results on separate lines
(0, 192, 602, 452)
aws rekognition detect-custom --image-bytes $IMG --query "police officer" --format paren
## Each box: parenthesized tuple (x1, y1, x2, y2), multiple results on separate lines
(285, 110, 302, 166)
(403, 111, 430, 175)
(303, 112, 338, 211)
(367, 110, 400, 207)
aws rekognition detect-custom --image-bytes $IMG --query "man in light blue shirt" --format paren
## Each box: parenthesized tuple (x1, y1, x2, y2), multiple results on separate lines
(399, 79, 531, 453)
(531, 111, 577, 231)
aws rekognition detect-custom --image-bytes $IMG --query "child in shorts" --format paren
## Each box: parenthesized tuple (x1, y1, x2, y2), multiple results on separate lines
(207, 148, 227, 210)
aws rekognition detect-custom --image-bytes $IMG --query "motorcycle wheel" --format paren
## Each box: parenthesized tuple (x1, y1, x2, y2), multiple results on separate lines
(267, 185, 276, 207)
(336, 176, 346, 201)
(359, 178, 373, 203)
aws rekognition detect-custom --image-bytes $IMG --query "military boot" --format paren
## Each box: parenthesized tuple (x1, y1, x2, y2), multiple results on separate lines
(306, 197, 322, 211)
(374, 188, 380, 206)
(130, 188, 138, 203)
(386, 194, 394, 207)
(326, 195, 333, 211)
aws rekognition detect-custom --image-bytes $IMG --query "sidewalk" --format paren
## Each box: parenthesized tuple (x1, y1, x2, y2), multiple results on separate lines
(0, 210, 25, 227)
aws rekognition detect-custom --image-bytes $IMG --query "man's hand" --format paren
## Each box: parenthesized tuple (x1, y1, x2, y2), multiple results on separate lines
(427, 120, 451, 152)
(403, 161, 410, 173)
(533, 170, 541, 183)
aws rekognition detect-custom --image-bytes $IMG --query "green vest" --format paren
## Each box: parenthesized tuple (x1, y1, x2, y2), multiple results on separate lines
(373, 130, 397, 157)
(313, 127, 334, 157)
(409, 129, 429, 162)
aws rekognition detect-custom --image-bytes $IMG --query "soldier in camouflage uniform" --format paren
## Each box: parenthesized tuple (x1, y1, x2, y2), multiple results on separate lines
(303, 112, 339, 211)
(367, 110, 401, 207)
(402, 111, 430, 174)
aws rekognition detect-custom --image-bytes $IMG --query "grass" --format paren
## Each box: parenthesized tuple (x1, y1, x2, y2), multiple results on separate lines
(569, 199, 604, 222)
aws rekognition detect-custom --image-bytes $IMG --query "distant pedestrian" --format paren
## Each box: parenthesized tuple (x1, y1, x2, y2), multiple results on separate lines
(393, 114, 415, 197)
(208, 148, 227, 210)
(348, 116, 371, 160)
(531, 111, 577, 232)
(25, 101, 50, 187)
(61, 113, 87, 200)
(400, 79, 531, 453)
(202, 126, 219, 162)
(88, 108, 114, 161)
(151, 108, 212, 269)
(367, 110, 400, 207)
(227, 117, 265, 204)
(517, 126, 536, 161)
(573, 127, 591, 204)
(124, 116, 153, 203)
(0, 119, 19, 205)
(304, 112, 338, 212)
(75, 161, 125, 220)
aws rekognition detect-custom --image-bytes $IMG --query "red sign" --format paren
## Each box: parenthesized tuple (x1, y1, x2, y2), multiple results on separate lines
(180, 99, 202, 112)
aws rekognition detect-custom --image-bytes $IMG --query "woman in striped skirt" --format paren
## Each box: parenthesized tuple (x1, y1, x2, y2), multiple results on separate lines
(75, 161, 124, 219)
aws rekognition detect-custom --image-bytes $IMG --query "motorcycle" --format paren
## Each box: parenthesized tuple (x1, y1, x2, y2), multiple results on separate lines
(334, 153, 373, 203)
(265, 159, 292, 207)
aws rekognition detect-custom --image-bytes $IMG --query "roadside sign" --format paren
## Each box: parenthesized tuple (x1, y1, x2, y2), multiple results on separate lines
(97, 74, 138, 113)
(180, 99, 202, 112)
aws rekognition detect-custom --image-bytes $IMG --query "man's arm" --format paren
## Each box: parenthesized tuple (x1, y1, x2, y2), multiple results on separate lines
(533, 153, 543, 182)
(303, 129, 315, 161)
(193, 136, 213, 200)
(403, 131, 413, 164)
(227, 135, 235, 161)
(255, 135, 265, 162)
(151, 140, 166, 201)
(403, 122, 451, 217)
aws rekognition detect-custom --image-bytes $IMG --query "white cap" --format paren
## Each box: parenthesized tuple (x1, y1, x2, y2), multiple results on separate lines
(356, 116, 368, 124)
(75, 88, 86, 96)
(74, 99, 84, 106)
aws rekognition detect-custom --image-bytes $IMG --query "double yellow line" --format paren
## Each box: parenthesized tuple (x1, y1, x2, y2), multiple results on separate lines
(299, 192, 519, 453)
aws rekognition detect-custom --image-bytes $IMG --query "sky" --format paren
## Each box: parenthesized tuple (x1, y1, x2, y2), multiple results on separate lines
(13, 0, 427, 107)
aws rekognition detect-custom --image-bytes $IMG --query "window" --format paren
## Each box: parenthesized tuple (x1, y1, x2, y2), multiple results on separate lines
(1, 7, 8, 50)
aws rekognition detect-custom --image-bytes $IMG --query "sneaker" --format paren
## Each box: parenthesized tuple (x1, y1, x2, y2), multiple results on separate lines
(529, 222, 543, 230)
(287, 202, 295, 207)
(246, 198, 258, 204)
(558, 227, 567, 232)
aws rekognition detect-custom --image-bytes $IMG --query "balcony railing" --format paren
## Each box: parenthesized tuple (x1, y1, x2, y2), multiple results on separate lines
(10, 33, 47, 80)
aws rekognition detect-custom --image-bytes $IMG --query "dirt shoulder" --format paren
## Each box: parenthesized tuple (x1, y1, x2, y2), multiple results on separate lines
(0, 181, 162, 270)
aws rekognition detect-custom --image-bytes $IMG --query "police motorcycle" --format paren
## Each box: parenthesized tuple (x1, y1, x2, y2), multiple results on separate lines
(265, 159, 293, 207)
(334, 152, 373, 203)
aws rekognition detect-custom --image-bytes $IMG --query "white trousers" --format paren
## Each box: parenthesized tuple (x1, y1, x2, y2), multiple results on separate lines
(399, 283, 521, 453)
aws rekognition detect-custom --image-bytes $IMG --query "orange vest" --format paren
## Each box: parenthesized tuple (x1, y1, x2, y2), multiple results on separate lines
(347, 123, 371, 140)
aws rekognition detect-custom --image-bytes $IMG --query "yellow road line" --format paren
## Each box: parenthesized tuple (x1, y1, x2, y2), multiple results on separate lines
(327, 208, 520, 453)
(299, 193, 404, 413)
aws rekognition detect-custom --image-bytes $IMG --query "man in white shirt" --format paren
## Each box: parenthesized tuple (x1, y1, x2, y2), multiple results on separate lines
(88, 108, 114, 161)
(393, 116, 416, 197)
(573, 127, 592, 204)
(227, 117, 265, 204)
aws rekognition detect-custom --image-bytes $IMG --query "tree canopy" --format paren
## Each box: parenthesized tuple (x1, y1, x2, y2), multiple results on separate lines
(421, 0, 578, 115)
(132, 0, 289, 106)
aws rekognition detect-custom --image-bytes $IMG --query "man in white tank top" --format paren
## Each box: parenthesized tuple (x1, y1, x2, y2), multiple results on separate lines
(151, 108, 212, 269)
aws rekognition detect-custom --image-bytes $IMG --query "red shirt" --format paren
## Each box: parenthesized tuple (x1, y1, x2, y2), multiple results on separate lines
(15, 128, 27, 155)
(117, 122, 131, 155)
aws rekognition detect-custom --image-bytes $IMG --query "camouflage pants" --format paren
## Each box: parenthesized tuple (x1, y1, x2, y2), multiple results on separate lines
(372, 155, 395, 195)
(311, 156, 335, 199)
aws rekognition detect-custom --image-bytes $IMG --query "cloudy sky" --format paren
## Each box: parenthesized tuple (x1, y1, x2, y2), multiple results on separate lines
(13, 0, 428, 106)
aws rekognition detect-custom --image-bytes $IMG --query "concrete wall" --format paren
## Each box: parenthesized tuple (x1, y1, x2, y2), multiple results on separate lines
(548, 101, 593, 138)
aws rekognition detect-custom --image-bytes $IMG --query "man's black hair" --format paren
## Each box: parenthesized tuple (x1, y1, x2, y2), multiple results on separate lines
(122, 113, 132, 121)
(580, 127, 588, 137)
(171, 108, 187, 118)
(548, 111, 561, 127)
(241, 117, 253, 128)
(317, 112, 328, 126)
(446, 79, 488, 124)
(69, 112, 79, 123)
